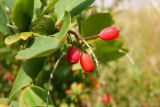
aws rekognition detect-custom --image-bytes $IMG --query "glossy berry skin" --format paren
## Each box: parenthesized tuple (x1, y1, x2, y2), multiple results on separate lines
(80, 52, 94, 72)
(98, 26, 119, 40)
(103, 95, 110, 104)
(67, 45, 80, 64)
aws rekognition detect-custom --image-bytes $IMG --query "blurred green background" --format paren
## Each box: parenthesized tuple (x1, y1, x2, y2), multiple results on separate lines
(0, 0, 160, 107)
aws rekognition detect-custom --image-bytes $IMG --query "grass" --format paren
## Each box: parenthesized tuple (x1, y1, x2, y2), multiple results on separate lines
(95, 5, 160, 107)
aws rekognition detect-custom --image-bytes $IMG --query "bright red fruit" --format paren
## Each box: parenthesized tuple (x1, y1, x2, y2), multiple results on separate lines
(98, 26, 119, 40)
(143, 104, 148, 107)
(80, 52, 94, 72)
(103, 94, 110, 104)
(67, 45, 80, 64)
(5, 72, 14, 83)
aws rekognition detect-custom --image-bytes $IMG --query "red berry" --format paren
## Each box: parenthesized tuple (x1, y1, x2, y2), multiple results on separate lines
(5, 72, 14, 83)
(80, 52, 94, 72)
(98, 26, 119, 40)
(67, 45, 80, 64)
(103, 94, 110, 104)
(143, 104, 148, 107)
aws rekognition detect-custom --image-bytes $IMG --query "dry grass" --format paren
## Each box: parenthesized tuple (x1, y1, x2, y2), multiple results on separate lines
(92, 5, 160, 107)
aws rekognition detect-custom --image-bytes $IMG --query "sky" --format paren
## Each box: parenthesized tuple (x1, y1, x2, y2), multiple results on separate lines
(95, 0, 160, 10)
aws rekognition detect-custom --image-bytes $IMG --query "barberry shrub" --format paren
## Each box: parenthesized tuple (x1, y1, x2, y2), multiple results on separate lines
(0, 0, 127, 106)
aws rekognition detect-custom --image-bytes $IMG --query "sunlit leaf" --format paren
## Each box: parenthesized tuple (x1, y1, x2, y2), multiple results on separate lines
(20, 32, 33, 40)
(15, 36, 60, 60)
(55, 0, 95, 23)
(8, 58, 45, 104)
(19, 86, 54, 107)
(5, 34, 20, 45)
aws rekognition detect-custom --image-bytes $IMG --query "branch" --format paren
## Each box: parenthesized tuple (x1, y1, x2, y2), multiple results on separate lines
(68, 30, 99, 41)
(118, 49, 135, 65)
(46, 53, 65, 107)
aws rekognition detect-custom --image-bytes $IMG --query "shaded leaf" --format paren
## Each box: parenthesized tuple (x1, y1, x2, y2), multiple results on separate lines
(95, 39, 127, 63)
(8, 58, 45, 104)
(81, 13, 114, 36)
(32, 15, 56, 35)
(19, 86, 54, 107)
(12, 0, 34, 31)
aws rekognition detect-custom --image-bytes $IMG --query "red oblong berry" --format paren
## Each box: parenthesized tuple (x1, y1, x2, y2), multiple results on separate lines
(103, 94, 110, 104)
(80, 52, 94, 72)
(98, 26, 119, 40)
(67, 45, 80, 64)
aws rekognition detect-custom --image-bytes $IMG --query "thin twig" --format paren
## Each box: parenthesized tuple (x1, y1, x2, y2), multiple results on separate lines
(68, 30, 81, 41)
(46, 53, 65, 107)
(6, 23, 19, 33)
(68, 30, 99, 41)
(82, 38, 99, 67)
(84, 35, 99, 41)
(118, 49, 135, 65)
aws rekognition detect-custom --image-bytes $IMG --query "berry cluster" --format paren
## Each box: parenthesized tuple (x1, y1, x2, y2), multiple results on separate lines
(67, 26, 119, 72)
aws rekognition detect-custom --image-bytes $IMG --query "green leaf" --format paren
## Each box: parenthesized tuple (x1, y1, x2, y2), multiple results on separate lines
(16, 36, 60, 60)
(55, 11, 71, 42)
(20, 32, 33, 40)
(0, 2, 10, 35)
(2, 0, 16, 9)
(81, 13, 114, 37)
(4, 34, 20, 45)
(95, 39, 127, 63)
(8, 58, 45, 104)
(55, 0, 95, 23)
(32, 15, 56, 35)
(41, 0, 58, 15)
(19, 86, 54, 107)
(32, 0, 42, 22)
(0, 98, 18, 107)
(4, 32, 33, 45)
(12, 0, 34, 31)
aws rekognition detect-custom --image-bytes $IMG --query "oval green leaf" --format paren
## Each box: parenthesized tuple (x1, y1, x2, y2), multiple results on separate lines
(8, 58, 45, 104)
(15, 36, 60, 60)
(5, 34, 20, 45)
(55, 11, 71, 42)
(12, 0, 34, 31)
(19, 86, 54, 107)
(55, 0, 95, 23)
(81, 13, 114, 37)
(20, 32, 33, 40)
(95, 39, 127, 63)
